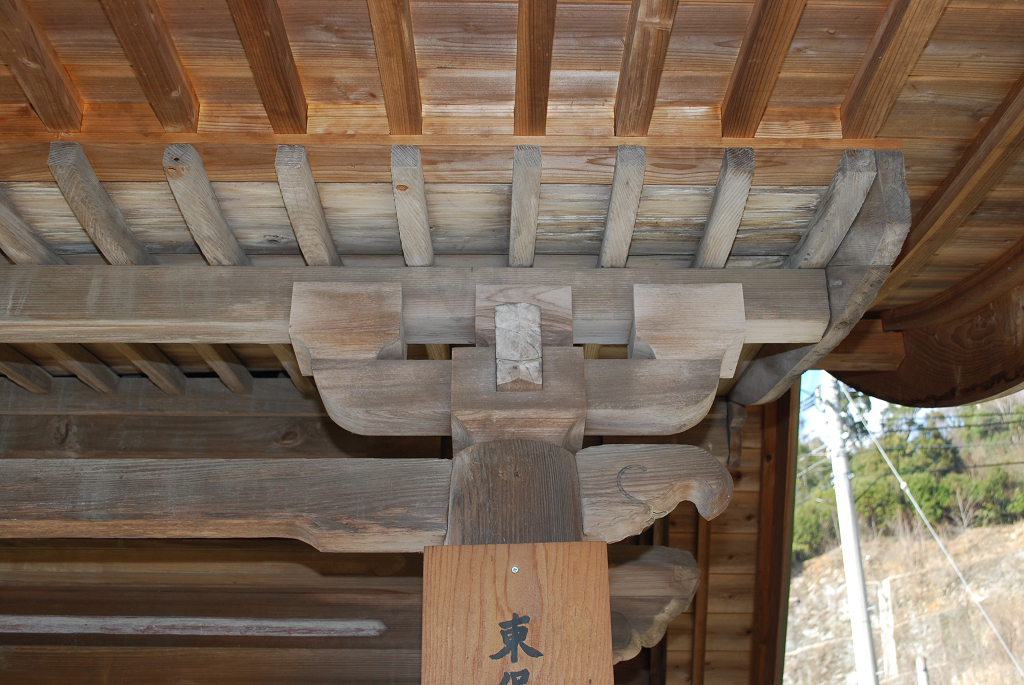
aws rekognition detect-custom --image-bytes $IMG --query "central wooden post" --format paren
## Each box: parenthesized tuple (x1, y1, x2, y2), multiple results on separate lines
(422, 439, 615, 685)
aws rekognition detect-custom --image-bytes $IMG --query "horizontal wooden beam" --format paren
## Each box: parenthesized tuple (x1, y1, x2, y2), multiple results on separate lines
(0, 377, 324, 415)
(0, 449, 727, 550)
(0, 266, 830, 346)
(0, 0, 83, 132)
(813, 319, 904, 372)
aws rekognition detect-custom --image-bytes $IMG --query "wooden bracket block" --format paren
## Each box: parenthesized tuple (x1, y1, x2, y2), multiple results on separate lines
(422, 542, 614, 685)
(629, 283, 745, 378)
(289, 282, 405, 375)
(475, 285, 573, 347)
(495, 302, 543, 392)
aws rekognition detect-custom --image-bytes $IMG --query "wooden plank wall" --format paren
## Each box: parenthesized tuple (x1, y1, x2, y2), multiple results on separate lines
(665, 405, 765, 685)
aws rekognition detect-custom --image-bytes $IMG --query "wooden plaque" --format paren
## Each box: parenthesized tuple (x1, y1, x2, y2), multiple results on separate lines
(422, 542, 614, 685)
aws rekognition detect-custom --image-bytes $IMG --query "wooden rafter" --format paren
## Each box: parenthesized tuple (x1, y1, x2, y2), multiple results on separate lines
(877, 72, 1024, 301)
(193, 343, 255, 395)
(598, 146, 646, 267)
(720, 0, 807, 138)
(391, 145, 434, 266)
(366, 0, 422, 135)
(225, 0, 307, 134)
(514, 0, 557, 136)
(692, 148, 755, 268)
(111, 343, 187, 396)
(614, 0, 680, 137)
(0, 344, 52, 394)
(275, 145, 341, 267)
(38, 343, 120, 394)
(98, 0, 199, 133)
(0, 0, 83, 132)
(508, 144, 542, 267)
(841, 0, 947, 139)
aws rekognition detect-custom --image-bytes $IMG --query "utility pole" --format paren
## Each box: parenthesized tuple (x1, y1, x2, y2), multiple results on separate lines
(823, 375, 879, 685)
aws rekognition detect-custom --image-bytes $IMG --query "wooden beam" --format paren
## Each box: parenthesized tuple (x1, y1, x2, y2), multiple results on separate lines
(268, 342, 316, 395)
(720, 0, 807, 138)
(813, 319, 904, 372)
(38, 343, 120, 394)
(614, 0, 680, 137)
(193, 343, 255, 394)
(691, 514, 711, 685)
(97, 0, 199, 133)
(0, 343, 52, 393)
(514, 0, 557, 135)
(0, 266, 831, 346)
(274, 145, 340, 267)
(111, 342, 186, 395)
(0, 185, 65, 265)
(391, 145, 433, 266)
(164, 144, 252, 266)
(0, 615, 385, 637)
(366, 0, 421, 135)
(692, 148, 755, 268)
(598, 145, 646, 268)
(225, 0, 306, 134)
(424, 343, 451, 360)
(47, 142, 157, 266)
(0, 0, 83, 132)
(783, 149, 876, 269)
(883, 231, 1024, 331)
(841, 0, 947, 139)
(729, 150, 911, 405)
(0, 376, 324, 415)
(878, 72, 1024, 301)
(838, 283, 1024, 407)
(508, 144, 542, 267)
(748, 389, 798, 685)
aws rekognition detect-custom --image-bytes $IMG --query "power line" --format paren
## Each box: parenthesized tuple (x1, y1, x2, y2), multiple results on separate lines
(841, 386, 1024, 682)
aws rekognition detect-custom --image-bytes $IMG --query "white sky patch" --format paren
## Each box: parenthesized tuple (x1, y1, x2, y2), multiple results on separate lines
(800, 370, 888, 444)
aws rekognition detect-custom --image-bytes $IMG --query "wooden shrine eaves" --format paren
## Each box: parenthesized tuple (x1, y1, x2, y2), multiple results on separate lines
(0, 266, 829, 346)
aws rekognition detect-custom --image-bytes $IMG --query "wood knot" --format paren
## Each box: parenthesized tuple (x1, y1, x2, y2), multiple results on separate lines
(395, 184, 409, 191)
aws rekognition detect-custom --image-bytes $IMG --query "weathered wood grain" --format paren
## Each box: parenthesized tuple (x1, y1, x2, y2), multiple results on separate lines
(720, 0, 807, 137)
(0, 376, 324, 415)
(691, 514, 711, 685)
(275, 145, 340, 266)
(391, 145, 433, 266)
(576, 443, 733, 542)
(609, 546, 700, 664)
(630, 283, 746, 378)
(422, 542, 613, 685)
(878, 72, 1024, 301)
(614, 0, 680, 137)
(841, 0, 948, 139)
(813, 319, 905, 372)
(692, 148, 755, 268)
(0, 343, 52, 393)
(509, 145, 542, 266)
(514, 0, 557, 135)
(0, 267, 830, 346)
(268, 343, 317, 395)
(290, 282, 405, 375)
(783, 149, 877, 270)
(0, 0, 83, 132)
(0, 458, 452, 551)
(584, 359, 720, 435)
(475, 285, 573, 348)
(730, 151, 910, 405)
(98, 0, 199, 133)
(367, 0, 422, 134)
(112, 342, 186, 395)
(48, 142, 157, 266)
(450, 347, 585, 451)
(193, 343, 255, 394)
(164, 144, 252, 266)
(0, 185, 65, 265)
(0, 615, 386, 637)
(599, 146, 646, 267)
(494, 302, 543, 391)
(225, 0, 306, 134)
(38, 343, 120, 394)
(446, 439, 583, 545)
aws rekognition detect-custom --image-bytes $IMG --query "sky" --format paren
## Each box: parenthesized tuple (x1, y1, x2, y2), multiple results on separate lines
(799, 370, 888, 444)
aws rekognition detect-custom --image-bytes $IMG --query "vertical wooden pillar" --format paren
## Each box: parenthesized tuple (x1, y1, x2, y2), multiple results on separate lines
(749, 387, 800, 685)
